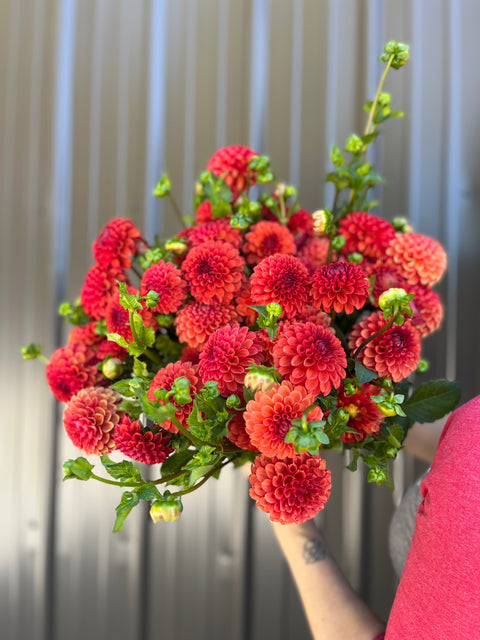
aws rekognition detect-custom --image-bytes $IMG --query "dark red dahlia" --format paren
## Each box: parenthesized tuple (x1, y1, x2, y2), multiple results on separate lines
(198, 324, 264, 396)
(311, 261, 369, 314)
(338, 211, 395, 260)
(80, 264, 128, 320)
(63, 386, 122, 455)
(244, 380, 323, 459)
(272, 321, 347, 396)
(348, 310, 421, 382)
(385, 232, 447, 286)
(336, 382, 385, 444)
(250, 254, 310, 319)
(371, 264, 408, 305)
(249, 453, 331, 524)
(113, 415, 173, 464)
(46, 343, 103, 403)
(242, 220, 296, 266)
(93, 218, 146, 270)
(195, 200, 213, 224)
(181, 240, 244, 305)
(287, 209, 314, 236)
(174, 300, 238, 350)
(140, 260, 187, 315)
(206, 145, 259, 201)
(147, 360, 200, 433)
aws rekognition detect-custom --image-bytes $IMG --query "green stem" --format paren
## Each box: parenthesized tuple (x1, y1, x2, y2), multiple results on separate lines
(90, 472, 142, 488)
(351, 313, 396, 360)
(168, 193, 187, 229)
(171, 459, 231, 498)
(276, 182, 287, 225)
(364, 54, 394, 138)
(169, 415, 219, 450)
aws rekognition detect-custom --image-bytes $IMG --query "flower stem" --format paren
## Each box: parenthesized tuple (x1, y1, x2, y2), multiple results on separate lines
(168, 193, 187, 229)
(351, 314, 396, 360)
(364, 54, 394, 138)
(276, 182, 287, 225)
(90, 472, 142, 488)
(170, 459, 232, 498)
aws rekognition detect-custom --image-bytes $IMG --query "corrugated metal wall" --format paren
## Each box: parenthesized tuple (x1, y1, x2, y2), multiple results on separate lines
(2, 1, 480, 639)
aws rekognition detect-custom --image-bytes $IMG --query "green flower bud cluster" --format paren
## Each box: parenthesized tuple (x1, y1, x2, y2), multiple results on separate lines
(380, 40, 410, 69)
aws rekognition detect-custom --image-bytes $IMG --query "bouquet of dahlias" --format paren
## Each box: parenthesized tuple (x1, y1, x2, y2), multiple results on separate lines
(24, 41, 460, 530)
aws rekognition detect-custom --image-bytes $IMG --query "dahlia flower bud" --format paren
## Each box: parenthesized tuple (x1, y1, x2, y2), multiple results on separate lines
(380, 40, 409, 69)
(331, 235, 346, 251)
(102, 357, 123, 380)
(378, 287, 414, 324)
(266, 302, 282, 319)
(150, 497, 183, 523)
(244, 365, 279, 394)
(392, 216, 412, 233)
(312, 209, 332, 235)
(153, 174, 171, 198)
(345, 134, 363, 154)
(164, 238, 188, 255)
(417, 359, 430, 373)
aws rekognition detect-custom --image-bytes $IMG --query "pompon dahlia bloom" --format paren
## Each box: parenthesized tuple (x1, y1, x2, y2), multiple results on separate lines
(68, 322, 104, 348)
(181, 240, 244, 305)
(338, 211, 396, 260)
(349, 310, 421, 382)
(250, 254, 310, 319)
(407, 284, 444, 337)
(140, 260, 187, 315)
(175, 300, 238, 350)
(93, 218, 146, 270)
(385, 232, 447, 286)
(244, 380, 323, 459)
(80, 265, 128, 320)
(63, 386, 122, 455)
(287, 208, 314, 236)
(296, 236, 331, 274)
(242, 220, 296, 266)
(249, 453, 332, 524)
(234, 277, 257, 327)
(187, 219, 243, 249)
(147, 361, 200, 433)
(227, 412, 259, 453)
(46, 343, 103, 402)
(195, 200, 213, 223)
(113, 415, 173, 464)
(371, 264, 408, 305)
(311, 261, 370, 314)
(198, 324, 264, 396)
(206, 144, 258, 200)
(273, 322, 347, 396)
(336, 383, 385, 444)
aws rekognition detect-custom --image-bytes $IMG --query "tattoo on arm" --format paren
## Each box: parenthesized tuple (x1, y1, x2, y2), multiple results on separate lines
(302, 538, 328, 565)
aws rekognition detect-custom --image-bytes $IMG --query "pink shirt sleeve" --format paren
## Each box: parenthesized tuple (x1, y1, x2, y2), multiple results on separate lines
(385, 395, 480, 639)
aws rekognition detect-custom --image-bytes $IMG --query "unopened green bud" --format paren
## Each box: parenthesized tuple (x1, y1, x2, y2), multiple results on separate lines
(378, 287, 414, 323)
(312, 209, 333, 235)
(266, 302, 282, 318)
(226, 394, 241, 409)
(345, 134, 363, 154)
(150, 498, 183, 523)
(348, 252, 363, 265)
(380, 40, 410, 70)
(392, 217, 413, 233)
(21, 343, 43, 360)
(171, 377, 192, 405)
(378, 93, 391, 108)
(244, 370, 277, 394)
(165, 238, 188, 255)
(102, 358, 123, 380)
(145, 290, 160, 308)
(153, 174, 171, 198)
(331, 235, 346, 251)
(417, 359, 430, 373)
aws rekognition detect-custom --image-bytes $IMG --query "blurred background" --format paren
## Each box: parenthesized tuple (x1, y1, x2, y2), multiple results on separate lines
(1, 1, 480, 639)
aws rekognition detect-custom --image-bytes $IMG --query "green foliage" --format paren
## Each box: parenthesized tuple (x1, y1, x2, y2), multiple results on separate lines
(403, 380, 461, 423)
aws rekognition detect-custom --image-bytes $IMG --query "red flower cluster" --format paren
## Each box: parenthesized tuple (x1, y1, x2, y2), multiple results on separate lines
(43, 145, 447, 528)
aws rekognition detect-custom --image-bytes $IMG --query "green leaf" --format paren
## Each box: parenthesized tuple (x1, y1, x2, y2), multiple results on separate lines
(118, 282, 143, 312)
(354, 360, 378, 384)
(403, 379, 461, 423)
(160, 448, 195, 478)
(100, 455, 143, 483)
(106, 332, 129, 349)
(62, 457, 94, 481)
(135, 482, 162, 501)
(188, 464, 215, 486)
(113, 491, 140, 532)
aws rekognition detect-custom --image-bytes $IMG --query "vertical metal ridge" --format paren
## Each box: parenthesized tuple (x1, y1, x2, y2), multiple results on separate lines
(87, 1, 106, 243)
(323, 0, 338, 205)
(288, 0, 303, 186)
(248, 0, 271, 153)
(144, 0, 168, 240)
(115, 0, 132, 216)
(182, 0, 199, 212)
(47, 3, 77, 640)
(215, 0, 230, 148)
(443, 0, 461, 382)
(407, 0, 423, 230)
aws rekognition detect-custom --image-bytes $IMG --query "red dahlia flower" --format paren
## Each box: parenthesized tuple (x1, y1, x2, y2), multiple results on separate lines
(407, 284, 444, 337)
(198, 324, 264, 396)
(188, 219, 243, 249)
(227, 412, 259, 453)
(68, 322, 104, 348)
(113, 415, 173, 464)
(249, 453, 332, 524)
(181, 240, 244, 305)
(46, 343, 103, 402)
(311, 261, 369, 314)
(287, 209, 314, 236)
(336, 383, 385, 444)
(371, 265, 408, 305)
(95, 338, 128, 363)
(349, 310, 421, 382)
(242, 220, 296, 266)
(244, 380, 323, 459)
(80, 264, 128, 320)
(385, 232, 447, 286)
(147, 361, 200, 433)
(93, 218, 146, 270)
(174, 300, 238, 350)
(272, 322, 347, 396)
(63, 386, 122, 455)
(140, 260, 187, 315)
(206, 145, 258, 201)
(195, 200, 213, 223)
(338, 211, 395, 260)
(296, 236, 331, 274)
(234, 277, 257, 327)
(250, 254, 310, 319)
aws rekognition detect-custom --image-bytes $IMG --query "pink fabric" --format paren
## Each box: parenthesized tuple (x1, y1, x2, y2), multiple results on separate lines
(385, 395, 480, 639)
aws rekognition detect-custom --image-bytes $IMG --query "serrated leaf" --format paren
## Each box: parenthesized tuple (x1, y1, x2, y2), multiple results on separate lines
(127, 342, 146, 357)
(100, 455, 143, 483)
(189, 464, 215, 486)
(160, 449, 195, 477)
(354, 360, 378, 384)
(63, 457, 94, 481)
(106, 332, 129, 348)
(134, 482, 162, 501)
(110, 379, 137, 397)
(113, 491, 140, 532)
(403, 379, 461, 423)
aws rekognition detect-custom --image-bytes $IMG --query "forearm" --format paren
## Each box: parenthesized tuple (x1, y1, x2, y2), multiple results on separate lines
(272, 519, 385, 640)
